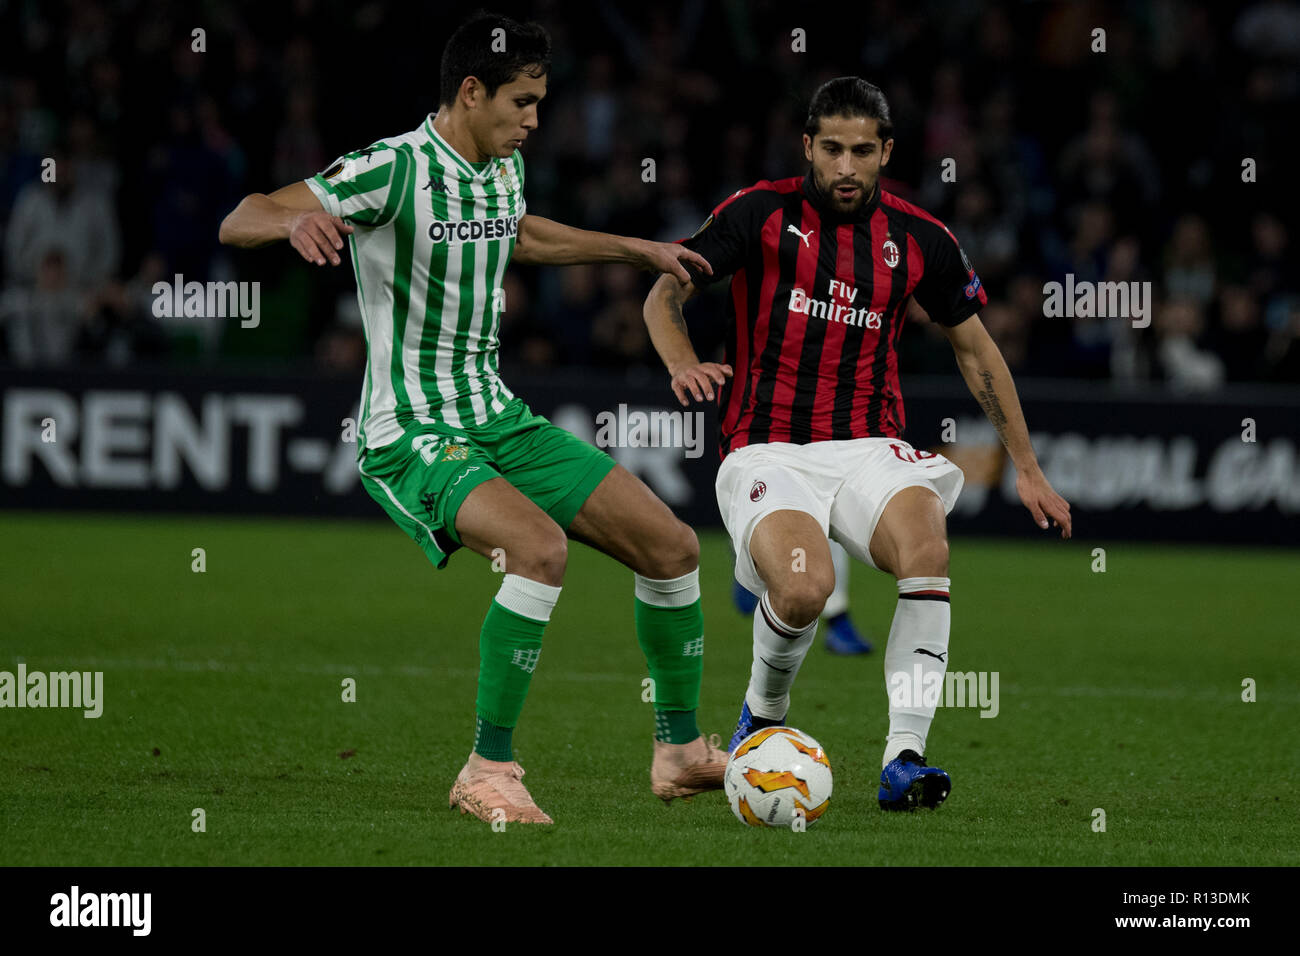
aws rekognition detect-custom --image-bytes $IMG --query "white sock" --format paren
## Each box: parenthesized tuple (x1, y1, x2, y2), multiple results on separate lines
(882, 576, 951, 767)
(495, 573, 562, 622)
(745, 591, 818, 719)
(821, 540, 851, 619)
(634, 568, 700, 607)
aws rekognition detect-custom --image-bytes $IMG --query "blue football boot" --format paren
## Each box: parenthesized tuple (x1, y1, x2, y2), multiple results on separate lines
(878, 749, 951, 810)
(823, 611, 873, 654)
(732, 579, 759, 616)
(727, 700, 787, 753)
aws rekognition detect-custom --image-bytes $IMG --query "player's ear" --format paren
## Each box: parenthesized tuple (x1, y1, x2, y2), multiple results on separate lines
(803, 133, 813, 163)
(881, 138, 894, 167)
(459, 75, 482, 110)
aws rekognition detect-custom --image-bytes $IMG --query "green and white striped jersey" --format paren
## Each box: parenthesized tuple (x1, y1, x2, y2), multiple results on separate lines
(305, 112, 525, 450)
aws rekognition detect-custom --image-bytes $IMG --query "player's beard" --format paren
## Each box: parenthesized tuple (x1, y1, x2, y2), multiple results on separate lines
(814, 167, 874, 215)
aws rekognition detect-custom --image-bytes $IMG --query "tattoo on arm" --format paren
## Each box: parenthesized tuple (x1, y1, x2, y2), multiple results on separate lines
(975, 368, 1009, 437)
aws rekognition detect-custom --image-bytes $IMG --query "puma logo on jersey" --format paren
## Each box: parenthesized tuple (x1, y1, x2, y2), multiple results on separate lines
(787, 224, 814, 247)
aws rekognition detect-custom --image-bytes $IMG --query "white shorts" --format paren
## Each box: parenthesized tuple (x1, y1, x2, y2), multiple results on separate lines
(715, 438, 965, 593)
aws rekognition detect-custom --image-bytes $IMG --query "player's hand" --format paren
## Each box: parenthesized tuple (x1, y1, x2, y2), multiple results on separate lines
(634, 239, 713, 284)
(1016, 469, 1072, 539)
(289, 211, 354, 266)
(669, 362, 732, 405)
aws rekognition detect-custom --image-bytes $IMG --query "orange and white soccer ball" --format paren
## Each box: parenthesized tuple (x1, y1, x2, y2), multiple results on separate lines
(724, 727, 832, 828)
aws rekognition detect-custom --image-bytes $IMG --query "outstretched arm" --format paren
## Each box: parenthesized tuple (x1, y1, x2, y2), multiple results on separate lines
(219, 181, 354, 267)
(642, 273, 732, 405)
(513, 215, 713, 284)
(941, 315, 1072, 538)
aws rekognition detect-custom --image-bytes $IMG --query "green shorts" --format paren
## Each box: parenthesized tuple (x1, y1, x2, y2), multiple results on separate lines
(358, 398, 617, 569)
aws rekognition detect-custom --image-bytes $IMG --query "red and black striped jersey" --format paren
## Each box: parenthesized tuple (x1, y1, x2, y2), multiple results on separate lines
(678, 171, 987, 460)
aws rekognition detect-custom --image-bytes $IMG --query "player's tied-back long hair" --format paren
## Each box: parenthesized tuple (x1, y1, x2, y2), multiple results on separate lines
(804, 77, 894, 140)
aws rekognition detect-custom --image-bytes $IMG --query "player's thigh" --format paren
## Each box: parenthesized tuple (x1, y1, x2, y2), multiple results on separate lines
(749, 508, 836, 603)
(454, 476, 569, 585)
(828, 438, 963, 576)
(566, 464, 698, 579)
(867, 486, 949, 578)
(358, 431, 500, 572)
(477, 400, 618, 533)
(715, 445, 836, 599)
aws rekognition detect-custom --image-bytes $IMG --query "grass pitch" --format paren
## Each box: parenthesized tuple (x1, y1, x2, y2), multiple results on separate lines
(1, 512, 1296, 866)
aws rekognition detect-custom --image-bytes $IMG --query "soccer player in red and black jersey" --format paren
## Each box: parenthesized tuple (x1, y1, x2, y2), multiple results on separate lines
(643, 77, 1071, 811)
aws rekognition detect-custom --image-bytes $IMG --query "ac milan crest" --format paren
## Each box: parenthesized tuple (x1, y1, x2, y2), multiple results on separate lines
(882, 239, 900, 269)
(750, 480, 767, 502)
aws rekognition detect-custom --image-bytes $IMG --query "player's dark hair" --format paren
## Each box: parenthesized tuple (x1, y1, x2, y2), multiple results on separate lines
(439, 12, 551, 107)
(804, 77, 893, 142)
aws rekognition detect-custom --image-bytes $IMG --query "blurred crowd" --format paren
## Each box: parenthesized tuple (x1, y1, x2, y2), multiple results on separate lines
(1, 0, 1297, 390)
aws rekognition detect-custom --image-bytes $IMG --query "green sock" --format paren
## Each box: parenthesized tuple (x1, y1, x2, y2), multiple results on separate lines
(473, 715, 514, 762)
(634, 573, 704, 744)
(474, 596, 548, 761)
(654, 709, 702, 744)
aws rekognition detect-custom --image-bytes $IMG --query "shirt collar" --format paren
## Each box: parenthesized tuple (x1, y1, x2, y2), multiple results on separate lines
(424, 112, 495, 180)
(801, 168, 882, 223)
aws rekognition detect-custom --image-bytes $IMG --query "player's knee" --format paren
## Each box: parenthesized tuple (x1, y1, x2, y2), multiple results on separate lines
(512, 523, 568, 586)
(669, 521, 700, 574)
(896, 536, 948, 579)
(638, 520, 698, 579)
(769, 570, 834, 629)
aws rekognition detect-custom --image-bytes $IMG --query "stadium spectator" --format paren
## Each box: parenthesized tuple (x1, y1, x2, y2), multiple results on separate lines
(0, 96, 43, 228)
(1210, 284, 1270, 382)
(1163, 214, 1217, 307)
(5, 149, 120, 294)
(0, 249, 84, 366)
(1154, 299, 1226, 391)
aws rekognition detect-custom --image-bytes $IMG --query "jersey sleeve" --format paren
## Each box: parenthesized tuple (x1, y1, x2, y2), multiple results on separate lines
(305, 144, 412, 228)
(910, 221, 988, 327)
(676, 189, 762, 287)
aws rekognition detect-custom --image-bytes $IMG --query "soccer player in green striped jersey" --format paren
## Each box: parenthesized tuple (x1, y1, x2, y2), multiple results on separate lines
(219, 12, 727, 824)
